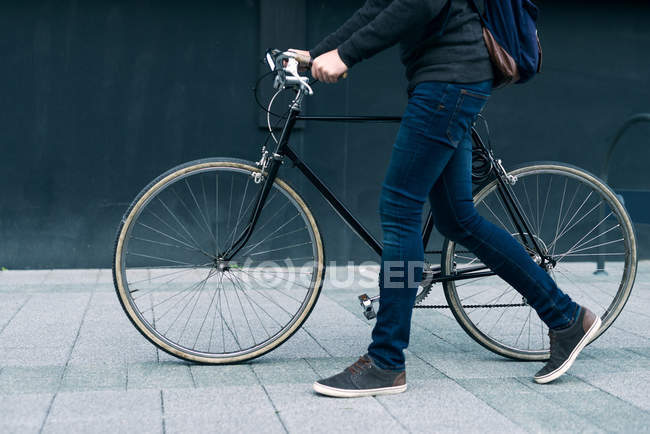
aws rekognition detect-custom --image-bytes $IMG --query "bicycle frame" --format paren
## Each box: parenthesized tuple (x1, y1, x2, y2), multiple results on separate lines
(224, 87, 552, 285)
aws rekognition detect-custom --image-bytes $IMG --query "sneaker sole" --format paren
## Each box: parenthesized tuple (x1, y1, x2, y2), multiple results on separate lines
(534, 316, 602, 384)
(312, 382, 407, 398)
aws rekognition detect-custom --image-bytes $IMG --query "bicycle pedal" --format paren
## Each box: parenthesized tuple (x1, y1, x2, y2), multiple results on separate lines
(358, 294, 377, 320)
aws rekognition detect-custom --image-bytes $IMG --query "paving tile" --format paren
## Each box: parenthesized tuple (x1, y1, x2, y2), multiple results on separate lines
(0, 346, 69, 367)
(302, 356, 357, 379)
(264, 382, 407, 434)
(251, 358, 315, 385)
(41, 269, 100, 285)
(415, 350, 536, 379)
(190, 364, 258, 388)
(408, 325, 472, 354)
(83, 292, 129, 324)
(127, 362, 194, 390)
(302, 322, 371, 340)
(0, 294, 90, 349)
(60, 365, 127, 392)
(19, 293, 91, 325)
(96, 270, 113, 285)
(311, 337, 369, 357)
(0, 324, 79, 349)
(456, 377, 534, 396)
(376, 378, 524, 432)
(0, 284, 85, 294)
(400, 352, 447, 384)
(562, 353, 622, 377)
(259, 328, 331, 359)
(411, 309, 461, 331)
(547, 390, 650, 432)
(44, 418, 160, 434)
(611, 311, 650, 339)
(0, 267, 648, 432)
(0, 366, 63, 394)
(575, 370, 650, 411)
(0, 295, 30, 329)
(68, 319, 157, 367)
(590, 324, 650, 348)
(42, 389, 161, 434)
(515, 374, 598, 394)
(93, 283, 116, 293)
(0, 393, 53, 432)
(626, 346, 650, 359)
(163, 386, 285, 433)
(0, 270, 51, 286)
(468, 388, 601, 432)
(586, 347, 650, 371)
(0, 423, 43, 434)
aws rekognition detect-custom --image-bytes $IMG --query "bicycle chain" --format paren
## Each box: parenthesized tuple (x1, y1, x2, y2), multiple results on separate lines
(414, 302, 527, 309)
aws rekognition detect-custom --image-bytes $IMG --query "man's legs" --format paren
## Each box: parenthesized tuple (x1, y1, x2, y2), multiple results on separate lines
(313, 81, 465, 397)
(429, 130, 579, 329)
(315, 80, 593, 397)
(366, 83, 457, 370)
(367, 80, 495, 370)
(428, 127, 600, 385)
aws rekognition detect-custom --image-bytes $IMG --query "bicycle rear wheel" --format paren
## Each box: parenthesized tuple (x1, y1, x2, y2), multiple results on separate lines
(113, 158, 325, 364)
(442, 162, 637, 361)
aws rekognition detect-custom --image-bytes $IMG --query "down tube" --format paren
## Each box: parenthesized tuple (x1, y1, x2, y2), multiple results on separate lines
(283, 145, 383, 257)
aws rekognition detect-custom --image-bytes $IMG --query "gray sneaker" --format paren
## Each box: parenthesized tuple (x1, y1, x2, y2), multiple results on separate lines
(313, 354, 407, 398)
(534, 306, 601, 384)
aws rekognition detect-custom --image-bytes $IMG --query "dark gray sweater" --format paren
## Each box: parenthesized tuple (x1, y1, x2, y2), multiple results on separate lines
(309, 0, 493, 89)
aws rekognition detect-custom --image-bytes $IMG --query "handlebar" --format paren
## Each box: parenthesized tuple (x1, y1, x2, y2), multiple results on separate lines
(265, 49, 314, 95)
(292, 52, 312, 68)
(291, 51, 348, 79)
(265, 49, 347, 96)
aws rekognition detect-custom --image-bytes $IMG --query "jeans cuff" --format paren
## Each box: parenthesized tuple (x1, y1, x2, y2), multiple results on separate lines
(551, 304, 581, 330)
(367, 352, 405, 371)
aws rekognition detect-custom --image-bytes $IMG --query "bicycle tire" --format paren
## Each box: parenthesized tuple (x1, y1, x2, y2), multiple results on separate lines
(442, 162, 637, 361)
(113, 158, 326, 364)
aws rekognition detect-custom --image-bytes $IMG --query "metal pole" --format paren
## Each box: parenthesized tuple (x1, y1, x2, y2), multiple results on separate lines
(595, 113, 650, 274)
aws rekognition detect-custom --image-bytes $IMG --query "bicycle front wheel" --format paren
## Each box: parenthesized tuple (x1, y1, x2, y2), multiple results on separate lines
(442, 162, 637, 361)
(113, 158, 325, 364)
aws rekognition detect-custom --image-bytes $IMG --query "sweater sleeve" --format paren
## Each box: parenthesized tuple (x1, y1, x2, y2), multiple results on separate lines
(309, 0, 391, 59)
(337, 0, 449, 67)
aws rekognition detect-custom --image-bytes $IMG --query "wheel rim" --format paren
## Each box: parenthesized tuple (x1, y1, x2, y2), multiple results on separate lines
(444, 164, 636, 359)
(115, 163, 323, 361)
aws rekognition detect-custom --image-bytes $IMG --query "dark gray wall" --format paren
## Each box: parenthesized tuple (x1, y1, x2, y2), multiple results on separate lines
(0, 0, 648, 269)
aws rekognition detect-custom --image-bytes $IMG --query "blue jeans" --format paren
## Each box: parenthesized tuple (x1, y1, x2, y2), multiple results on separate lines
(367, 80, 579, 371)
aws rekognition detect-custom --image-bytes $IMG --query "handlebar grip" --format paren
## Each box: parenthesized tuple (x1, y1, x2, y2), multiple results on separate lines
(294, 53, 312, 68)
(289, 51, 348, 80)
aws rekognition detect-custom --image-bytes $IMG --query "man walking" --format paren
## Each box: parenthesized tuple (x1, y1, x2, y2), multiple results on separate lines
(291, 0, 601, 398)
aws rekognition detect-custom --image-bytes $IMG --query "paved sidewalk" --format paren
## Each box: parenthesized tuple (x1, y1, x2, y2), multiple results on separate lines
(1, 264, 649, 433)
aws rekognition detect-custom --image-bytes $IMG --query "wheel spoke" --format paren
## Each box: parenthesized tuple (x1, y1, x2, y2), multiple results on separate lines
(117, 164, 321, 360)
(445, 164, 635, 359)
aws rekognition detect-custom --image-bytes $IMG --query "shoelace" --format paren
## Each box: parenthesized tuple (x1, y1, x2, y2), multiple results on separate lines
(347, 356, 372, 374)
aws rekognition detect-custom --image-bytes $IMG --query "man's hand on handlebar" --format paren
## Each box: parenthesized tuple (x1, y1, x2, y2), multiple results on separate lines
(288, 48, 348, 84)
(312, 49, 348, 84)
(288, 49, 311, 72)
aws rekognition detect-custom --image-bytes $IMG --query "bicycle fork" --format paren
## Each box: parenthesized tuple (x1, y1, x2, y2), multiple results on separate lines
(222, 98, 302, 262)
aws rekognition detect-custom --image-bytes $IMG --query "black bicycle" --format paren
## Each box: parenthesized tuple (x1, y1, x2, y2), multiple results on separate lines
(113, 50, 637, 364)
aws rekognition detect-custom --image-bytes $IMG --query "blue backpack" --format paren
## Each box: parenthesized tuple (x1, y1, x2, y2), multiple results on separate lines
(469, 0, 543, 88)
